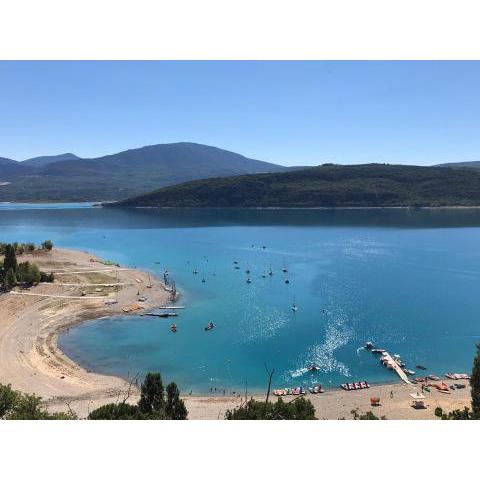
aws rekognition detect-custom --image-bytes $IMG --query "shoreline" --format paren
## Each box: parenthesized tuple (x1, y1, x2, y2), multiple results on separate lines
(0, 247, 473, 419)
(5, 201, 480, 210)
(0, 247, 172, 418)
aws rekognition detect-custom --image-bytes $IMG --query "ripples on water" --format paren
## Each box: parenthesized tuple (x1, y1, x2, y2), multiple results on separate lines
(2, 205, 480, 392)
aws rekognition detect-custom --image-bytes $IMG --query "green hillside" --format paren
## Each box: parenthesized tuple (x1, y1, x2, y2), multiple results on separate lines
(111, 163, 480, 208)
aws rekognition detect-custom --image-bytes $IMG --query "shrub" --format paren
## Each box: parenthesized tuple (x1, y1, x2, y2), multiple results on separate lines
(41, 240, 53, 251)
(89, 372, 188, 420)
(0, 383, 76, 420)
(225, 396, 316, 420)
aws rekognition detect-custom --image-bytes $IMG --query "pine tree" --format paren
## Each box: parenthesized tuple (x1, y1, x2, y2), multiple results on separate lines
(4, 244, 17, 273)
(138, 372, 165, 415)
(471, 343, 480, 419)
(165, 382, 188, 419)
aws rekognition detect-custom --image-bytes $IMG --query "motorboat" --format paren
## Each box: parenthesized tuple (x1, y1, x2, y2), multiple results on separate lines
(170, 323, 177, 333)
(204, 322, 215, 331)
(307, 364, 320, 372)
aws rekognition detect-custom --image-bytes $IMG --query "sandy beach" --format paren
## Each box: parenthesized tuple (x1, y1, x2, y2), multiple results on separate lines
(0, 247, 171, 417)
(0, 247, 473, 419)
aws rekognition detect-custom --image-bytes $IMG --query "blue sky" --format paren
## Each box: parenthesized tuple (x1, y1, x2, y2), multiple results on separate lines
(1, 61, 480, 166)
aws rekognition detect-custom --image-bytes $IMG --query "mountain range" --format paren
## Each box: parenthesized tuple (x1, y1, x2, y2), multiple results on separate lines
(0, 143, 286, 202)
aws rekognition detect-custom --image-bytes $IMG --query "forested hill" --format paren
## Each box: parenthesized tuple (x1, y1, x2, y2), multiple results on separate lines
(110, 163, 480, 208)
(0, 143, 285, 202)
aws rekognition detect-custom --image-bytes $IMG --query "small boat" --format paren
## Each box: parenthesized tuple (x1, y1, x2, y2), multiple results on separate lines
(446, 373, 470, 380)
(170, 323, 177, 333)
(364, 341, 374, 350)
(371, 348, 385, 354)
(262, 273, 266, 278)
(307, 364, 320, 372)
(268, 267, 273, 276)
(193, 269, 198, 274)
(246, 277, 252, 284)
(416, 365, 427, 370)
(235, 265, 240, 270)
(233, 261, 239, 264)
(284, 277, 290, 284)
(204, 322, 215, 331)
(341, 381, 370, 391)
(157, 312, 178, 318)
(403, 369, 416, 376)
(309, 385, 324, 394)
(201, 277, 206, 283)
(273, 389, 287, 396)
(292, 304, 298, 312)
(427, 375, 440, 381)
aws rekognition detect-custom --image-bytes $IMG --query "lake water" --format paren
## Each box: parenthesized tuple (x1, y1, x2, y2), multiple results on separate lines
(1, 204, 480, 393)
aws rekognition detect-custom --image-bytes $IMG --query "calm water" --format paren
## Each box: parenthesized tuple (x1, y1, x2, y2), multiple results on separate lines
(1, 204, 480, 393)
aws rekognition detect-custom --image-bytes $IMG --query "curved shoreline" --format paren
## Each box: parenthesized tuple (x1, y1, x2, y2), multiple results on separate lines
(0, 247, 172, 418)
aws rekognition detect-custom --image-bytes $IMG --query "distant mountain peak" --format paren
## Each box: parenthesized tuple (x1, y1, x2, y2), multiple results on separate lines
(22, 153, 80, 167)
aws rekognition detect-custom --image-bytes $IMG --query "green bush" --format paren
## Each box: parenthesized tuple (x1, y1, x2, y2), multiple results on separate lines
(225, 396, 316, 420)
(0, 383, 76, 420)
(41, 240, 53, 251)
(89, 372, 188, 420)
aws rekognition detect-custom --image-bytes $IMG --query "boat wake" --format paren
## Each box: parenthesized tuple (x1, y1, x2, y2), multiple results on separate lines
(286, 312, 353, 381)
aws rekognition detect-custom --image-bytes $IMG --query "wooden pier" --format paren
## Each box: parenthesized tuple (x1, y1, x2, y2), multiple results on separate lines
(382, 351, 412, 384)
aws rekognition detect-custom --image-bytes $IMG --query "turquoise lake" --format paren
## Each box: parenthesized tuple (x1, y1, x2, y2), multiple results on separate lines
(1, 204, 480, 393)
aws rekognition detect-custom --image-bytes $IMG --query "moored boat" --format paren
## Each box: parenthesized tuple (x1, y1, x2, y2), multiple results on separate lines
(340, 381, 370, 391)
(309, 385, 325, 394)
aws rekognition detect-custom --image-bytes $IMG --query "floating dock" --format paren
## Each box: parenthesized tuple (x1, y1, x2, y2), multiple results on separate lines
(155, 306, 185, 310)
(382, 351, 412, 384)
